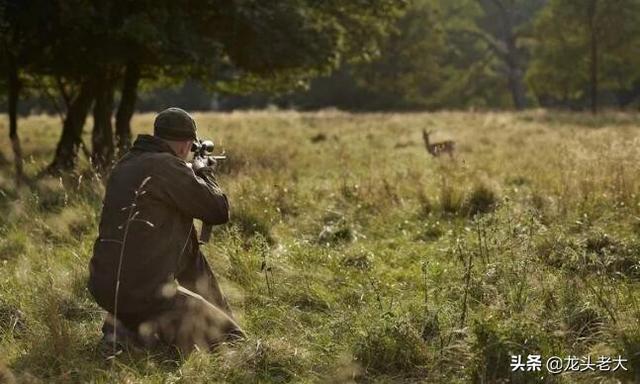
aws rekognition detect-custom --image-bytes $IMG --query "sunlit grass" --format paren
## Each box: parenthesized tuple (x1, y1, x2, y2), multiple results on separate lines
(1, 110, 640, 382)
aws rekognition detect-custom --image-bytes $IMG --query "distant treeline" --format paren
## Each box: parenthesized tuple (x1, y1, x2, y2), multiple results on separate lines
(183, 0, 640, 112)
(314, 0, 640, 113)
(10, 0, 640, 114)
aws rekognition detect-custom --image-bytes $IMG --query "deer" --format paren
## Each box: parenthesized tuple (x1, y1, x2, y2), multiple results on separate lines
(422, 129, 455, 158)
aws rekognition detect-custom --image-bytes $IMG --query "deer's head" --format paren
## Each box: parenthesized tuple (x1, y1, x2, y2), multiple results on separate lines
(422, 129, 435, 143)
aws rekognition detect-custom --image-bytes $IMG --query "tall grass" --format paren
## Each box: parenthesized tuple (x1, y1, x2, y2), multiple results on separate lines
(1, 110, 640, 382)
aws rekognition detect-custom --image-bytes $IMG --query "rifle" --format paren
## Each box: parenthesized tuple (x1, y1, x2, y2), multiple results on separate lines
(190, 139, 226, 243)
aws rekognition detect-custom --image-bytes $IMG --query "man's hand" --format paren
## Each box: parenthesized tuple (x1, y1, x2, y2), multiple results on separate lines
(192, 156, 217, 172)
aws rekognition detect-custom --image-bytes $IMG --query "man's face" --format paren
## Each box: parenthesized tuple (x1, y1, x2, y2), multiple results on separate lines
(178, 140, 193, 160)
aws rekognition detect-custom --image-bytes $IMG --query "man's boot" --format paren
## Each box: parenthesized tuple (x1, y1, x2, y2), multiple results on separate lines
(98, 314, 146, 357)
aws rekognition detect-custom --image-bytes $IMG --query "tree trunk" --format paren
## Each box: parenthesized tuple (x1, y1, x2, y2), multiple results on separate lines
(506, 54, 527, 110)
(91, 73, 116, 171)
(590, 40, 598, 114)
(48, 79, 96, 173)
(505, 31, 526, 109)
(115, 62, 140, 156)
(495, 0, 527, 110)
(588, 0, 598, 114)
(7, 52, 24, 185)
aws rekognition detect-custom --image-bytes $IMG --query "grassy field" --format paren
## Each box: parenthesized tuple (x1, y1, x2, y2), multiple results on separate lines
(1, 110, 640, 383)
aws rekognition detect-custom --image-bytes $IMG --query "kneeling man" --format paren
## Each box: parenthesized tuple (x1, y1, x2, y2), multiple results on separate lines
(88, 107, 244, 354)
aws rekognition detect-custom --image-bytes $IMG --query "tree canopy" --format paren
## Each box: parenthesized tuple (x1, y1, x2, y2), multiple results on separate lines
(527, 0, 640, 112)
(214, 0, 640, 112)
(0, 0, 405, 173)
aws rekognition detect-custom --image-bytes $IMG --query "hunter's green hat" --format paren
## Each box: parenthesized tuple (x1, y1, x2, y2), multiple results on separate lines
(153, 107, 197, 141)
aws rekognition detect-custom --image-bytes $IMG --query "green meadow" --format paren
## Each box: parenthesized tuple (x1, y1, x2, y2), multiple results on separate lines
(1, 111, 640, 383)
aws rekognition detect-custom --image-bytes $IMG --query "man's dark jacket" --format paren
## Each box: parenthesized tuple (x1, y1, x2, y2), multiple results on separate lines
(88, 134, 229, 315)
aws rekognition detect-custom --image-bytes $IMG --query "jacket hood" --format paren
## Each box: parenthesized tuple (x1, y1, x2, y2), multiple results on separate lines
(132, 134, 178, 156)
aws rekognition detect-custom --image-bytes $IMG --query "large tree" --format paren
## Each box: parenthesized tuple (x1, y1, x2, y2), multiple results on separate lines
(0, 0, 53, 183)
(527, 0, 640, 113)
(45, 0, 405, 171)
(1, 0, 403, 174)
(336, 0, 544, 110)
(278, 0, 544, 111)
(472, 0, 546, 109)
(349, 0, 449, 109)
